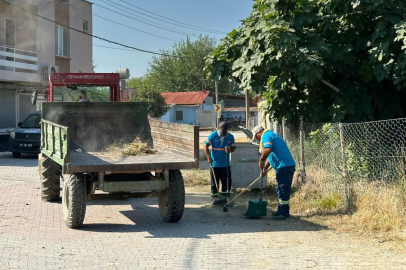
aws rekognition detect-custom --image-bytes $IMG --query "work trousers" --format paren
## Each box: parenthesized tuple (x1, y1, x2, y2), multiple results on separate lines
(275, 166, 295, 215)
(210, 166, 232, 193)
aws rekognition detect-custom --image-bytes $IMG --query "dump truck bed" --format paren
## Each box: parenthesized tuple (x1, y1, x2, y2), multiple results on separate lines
(67, 151, 196, 174)
(41, 103, 199, 174)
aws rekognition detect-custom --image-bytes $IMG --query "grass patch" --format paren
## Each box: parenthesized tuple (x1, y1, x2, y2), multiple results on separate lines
(183, 169, 210, 187)
(315, 192, 343, 211)
(291, 165, 406, 245)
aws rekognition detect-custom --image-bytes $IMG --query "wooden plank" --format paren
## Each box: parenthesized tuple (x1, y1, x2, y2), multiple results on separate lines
(150, 126, 194, 141)
(152, 138, 194, 153)
(150, 125, 195, 137)
(151, 132, 194, 146)
(153, 144, 194, 159)
(149, 119, 195, 133)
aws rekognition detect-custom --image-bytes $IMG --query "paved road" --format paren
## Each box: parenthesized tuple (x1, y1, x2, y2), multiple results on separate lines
(0, 152, 405, 269)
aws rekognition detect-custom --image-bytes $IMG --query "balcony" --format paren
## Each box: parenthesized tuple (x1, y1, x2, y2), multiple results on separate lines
(0, 45, 40, 84)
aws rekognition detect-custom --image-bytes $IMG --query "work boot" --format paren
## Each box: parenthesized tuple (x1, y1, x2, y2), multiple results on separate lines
(211, 193, 218, 197)
(272, 211, 290, 220)
(272, 214, 289, 220)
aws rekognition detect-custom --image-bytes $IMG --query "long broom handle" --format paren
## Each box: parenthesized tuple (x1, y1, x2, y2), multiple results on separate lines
(226, 151, 229, 192)
(226, 168, 271, 206)
(210, 165, 220, 194)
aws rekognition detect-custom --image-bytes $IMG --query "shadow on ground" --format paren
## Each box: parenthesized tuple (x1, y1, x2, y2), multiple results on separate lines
(80, 193, 328, 238)
(0, 152, 38, 167)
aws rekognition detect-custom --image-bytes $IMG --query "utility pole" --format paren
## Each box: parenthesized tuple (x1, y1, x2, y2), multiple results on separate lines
(245, 88, 249, 129)
(215, 81, 219, 128)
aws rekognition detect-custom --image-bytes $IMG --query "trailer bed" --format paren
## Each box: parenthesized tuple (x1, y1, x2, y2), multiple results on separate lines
(66, 151, 197, 174)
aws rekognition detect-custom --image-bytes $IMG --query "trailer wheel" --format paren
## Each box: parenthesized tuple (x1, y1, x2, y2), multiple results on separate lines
(63, 174, 86, 228)
(158, 169, 185, 222)
(40, 156, 61, 201)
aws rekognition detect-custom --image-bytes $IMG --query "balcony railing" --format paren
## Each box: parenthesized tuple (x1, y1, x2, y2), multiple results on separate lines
(0, 45, 38, 73)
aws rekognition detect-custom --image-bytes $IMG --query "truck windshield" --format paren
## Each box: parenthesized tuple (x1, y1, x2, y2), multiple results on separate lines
(21, 114, 40, 128)
(53, 86, 111, 102)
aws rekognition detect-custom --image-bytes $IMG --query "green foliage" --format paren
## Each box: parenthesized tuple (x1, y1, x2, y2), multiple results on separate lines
(86, 89, 110, 102)
(146, 35, 242, 95)
(316, 192, 343, 210)
(345, 142, 370, 178)
(129, 77, 169, 118)
(62, 87, 110, 102)
(206, 0, 406, 124)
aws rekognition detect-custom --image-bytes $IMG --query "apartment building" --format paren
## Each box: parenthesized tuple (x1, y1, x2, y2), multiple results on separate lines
(0, 0, 93, 129)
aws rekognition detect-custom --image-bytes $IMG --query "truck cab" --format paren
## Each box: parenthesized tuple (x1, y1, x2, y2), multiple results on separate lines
(47, 73, 121, 102)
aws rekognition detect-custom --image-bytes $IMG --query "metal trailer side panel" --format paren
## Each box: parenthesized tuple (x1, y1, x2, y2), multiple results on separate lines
(41, 119, 70, 173)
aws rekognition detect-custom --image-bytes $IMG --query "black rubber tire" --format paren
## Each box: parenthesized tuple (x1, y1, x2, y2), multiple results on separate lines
(62, 174, 86, 228)
(40, 156, 61, 201)
(158, 169, 185, 222)
(12, 152, 21, 158)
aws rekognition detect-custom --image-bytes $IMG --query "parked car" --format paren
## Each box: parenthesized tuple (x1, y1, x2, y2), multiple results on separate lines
(8, 111, 41, 158)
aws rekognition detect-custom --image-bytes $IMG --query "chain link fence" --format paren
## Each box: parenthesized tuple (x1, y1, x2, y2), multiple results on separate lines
(271, 118, 406, 207)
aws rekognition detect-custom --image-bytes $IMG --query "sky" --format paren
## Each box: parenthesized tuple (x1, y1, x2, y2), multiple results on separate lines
(90, 0, 254, 78)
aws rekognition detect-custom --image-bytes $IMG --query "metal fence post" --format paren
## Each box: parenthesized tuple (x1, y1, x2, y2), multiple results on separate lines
(299, 115, 306, 184)
(339, 123, 351, 210)
(339, 123, 347, 177)
(282, 118, 286, 141)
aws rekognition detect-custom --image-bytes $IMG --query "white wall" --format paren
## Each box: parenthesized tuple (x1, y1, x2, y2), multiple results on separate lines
(161, 105, 198, 125)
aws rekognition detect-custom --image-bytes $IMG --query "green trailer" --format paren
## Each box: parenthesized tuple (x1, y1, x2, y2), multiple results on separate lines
(39, 102, 199, 228)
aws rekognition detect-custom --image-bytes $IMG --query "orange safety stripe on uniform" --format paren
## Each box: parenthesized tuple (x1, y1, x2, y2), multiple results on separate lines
(263, 142, 273, 145)
(212, 147, 225, 151)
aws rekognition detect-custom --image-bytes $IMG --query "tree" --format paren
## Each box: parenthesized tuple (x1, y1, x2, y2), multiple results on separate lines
(205, 0, 406, 123)
(128, 77, 169, 118)
(146, 35, 242, 95)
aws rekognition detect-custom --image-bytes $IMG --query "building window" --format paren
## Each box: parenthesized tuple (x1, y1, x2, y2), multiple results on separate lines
(83, 20, 88, 32)
(55, 25, 69, 57)
(176, 111, 183, 121)
(5, 18, 16, 48)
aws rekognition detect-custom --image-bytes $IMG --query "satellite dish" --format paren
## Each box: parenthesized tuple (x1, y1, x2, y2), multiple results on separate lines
(31, 90, 38, 105)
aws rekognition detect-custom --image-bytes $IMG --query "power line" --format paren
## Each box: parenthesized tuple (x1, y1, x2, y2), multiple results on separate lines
(63, 3, 179, 42)
(94, 44, 145, 51)
(93, 1, 197, 37)
(94, 44, 212, 62)
(117, 0, 228, 34)
(104, 0, 226, 35)
(0, 0, 176, 57)
(96, 0, 199, 36)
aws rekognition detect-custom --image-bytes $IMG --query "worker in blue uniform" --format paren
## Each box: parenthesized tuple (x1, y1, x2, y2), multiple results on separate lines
(252, 125, 296, 220)
(203, 122, 236, 196)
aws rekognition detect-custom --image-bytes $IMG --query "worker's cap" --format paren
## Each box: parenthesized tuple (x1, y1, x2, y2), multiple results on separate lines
(218, 121, 228, 130)
(251, 125, 264, 142)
